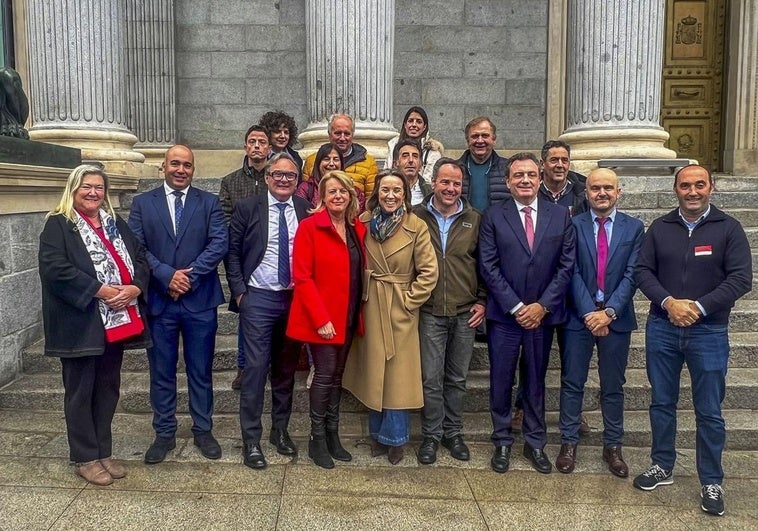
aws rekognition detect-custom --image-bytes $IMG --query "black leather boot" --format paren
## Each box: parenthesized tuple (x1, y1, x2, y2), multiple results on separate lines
(325, 390, 352, 461)
(309, 408, 334, 469)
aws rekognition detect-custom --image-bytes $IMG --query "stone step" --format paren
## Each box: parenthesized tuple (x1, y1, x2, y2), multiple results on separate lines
(616, 174, 758, 193)
(2, 367, 755, 416)
(21, 324, 758, 376)
(2, 408, 754, 453)
(624, 207, 758, 227)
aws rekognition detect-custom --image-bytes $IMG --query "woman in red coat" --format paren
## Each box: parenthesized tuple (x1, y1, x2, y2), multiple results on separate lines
(286, 170, 366, 469)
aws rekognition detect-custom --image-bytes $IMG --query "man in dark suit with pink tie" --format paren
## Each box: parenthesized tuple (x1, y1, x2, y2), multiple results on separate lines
(479, 152, 575, 474)
(555, 168, 644, 477)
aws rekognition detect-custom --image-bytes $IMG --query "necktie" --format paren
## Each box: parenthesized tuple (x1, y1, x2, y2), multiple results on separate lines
(172, 190, 184, 232)
(596, 217, 609, 293)
(522, 206, 534, 251)
(275, 203, 291, 288)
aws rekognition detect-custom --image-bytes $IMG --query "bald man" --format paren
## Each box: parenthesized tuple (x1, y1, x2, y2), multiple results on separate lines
(556, 169, 644, 477)
(129, 145, 228, 464)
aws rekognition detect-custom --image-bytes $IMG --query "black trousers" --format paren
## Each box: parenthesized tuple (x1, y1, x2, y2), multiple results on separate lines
(309, 328, 355, 432)
(60, 343, 124, 463)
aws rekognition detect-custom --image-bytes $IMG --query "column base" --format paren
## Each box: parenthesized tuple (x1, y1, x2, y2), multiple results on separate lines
(724, 149, 758, 175)
(560, 127, 678, 174)
(299, 121, 398, 160)
(29, 128, 145, 164)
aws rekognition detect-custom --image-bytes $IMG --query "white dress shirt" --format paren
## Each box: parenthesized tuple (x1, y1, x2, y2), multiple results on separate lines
(249, 192, 299, 291)
(164, 182, 190, 234)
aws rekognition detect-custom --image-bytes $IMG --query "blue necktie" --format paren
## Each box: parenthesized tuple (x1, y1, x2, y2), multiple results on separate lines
(172, 190, 184, 232)
(275, 203, 291, 288)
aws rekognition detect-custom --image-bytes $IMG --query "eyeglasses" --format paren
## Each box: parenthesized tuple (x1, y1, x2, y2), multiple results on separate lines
(268, 170, 298, 182)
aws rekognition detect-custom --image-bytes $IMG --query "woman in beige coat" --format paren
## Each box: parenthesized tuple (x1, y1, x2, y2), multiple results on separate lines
(343, 169, 438, 464)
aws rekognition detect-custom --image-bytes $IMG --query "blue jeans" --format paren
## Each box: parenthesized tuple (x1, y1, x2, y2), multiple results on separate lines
(369, 409, 409, 446)
(646, 314, 729, 485)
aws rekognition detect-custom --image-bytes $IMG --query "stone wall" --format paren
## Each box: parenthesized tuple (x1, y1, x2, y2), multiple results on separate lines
(0, 212, 46, 386)
(174, 0, 548, 151)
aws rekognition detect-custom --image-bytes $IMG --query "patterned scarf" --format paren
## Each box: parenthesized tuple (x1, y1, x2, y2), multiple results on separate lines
(370, 205, 405, 242)
(74, 209, 140, 332)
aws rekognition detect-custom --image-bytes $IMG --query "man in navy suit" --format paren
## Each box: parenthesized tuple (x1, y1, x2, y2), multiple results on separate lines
(128, 145, 228, 464)
(479, 152, 575, 474)
(226, 152, 311, 470)
(556, 168, 644, 477)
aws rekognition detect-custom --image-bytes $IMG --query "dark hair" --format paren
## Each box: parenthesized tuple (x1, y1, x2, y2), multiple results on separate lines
(398, 106, 430, 141)
(392, 138, 422, 162)
(264, 151, 300, 177)
(259, 111, 298, 147)
(367, 169, 412, 212)
(245, 124, 269, 143)
(505, 152, 540, 177)
(464, 116, 496, 139)
(541, 140, 571, 161)
(312, 143, 345, 182)
(674, 164, 715, 187)
(431, 157, 465, 182)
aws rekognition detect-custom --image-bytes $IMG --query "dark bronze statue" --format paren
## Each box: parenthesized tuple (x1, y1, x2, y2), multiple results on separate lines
(0, 66, 29, 139)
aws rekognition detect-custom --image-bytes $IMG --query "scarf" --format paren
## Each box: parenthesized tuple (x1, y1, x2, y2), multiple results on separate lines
(369, 205, 405, 242)
(75, 209, 143, 341)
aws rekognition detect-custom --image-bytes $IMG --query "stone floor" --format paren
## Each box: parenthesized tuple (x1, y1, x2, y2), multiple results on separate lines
(0, 410, 756, 530)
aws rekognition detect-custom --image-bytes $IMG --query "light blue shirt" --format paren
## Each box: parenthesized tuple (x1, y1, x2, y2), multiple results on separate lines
(427, 197, 464, 253)
(249, 192, 298, 291)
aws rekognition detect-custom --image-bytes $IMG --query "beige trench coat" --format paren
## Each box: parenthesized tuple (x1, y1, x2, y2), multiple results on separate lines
(342, 211, 438, 411)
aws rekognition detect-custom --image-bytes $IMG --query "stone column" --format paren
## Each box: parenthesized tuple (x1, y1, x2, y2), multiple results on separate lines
(299, 0, 397, 157)
(723, 0, 758, 174)
(125, 0, 176, 166)
(24, 0, 144, 164)
(560, 0, 676, 172)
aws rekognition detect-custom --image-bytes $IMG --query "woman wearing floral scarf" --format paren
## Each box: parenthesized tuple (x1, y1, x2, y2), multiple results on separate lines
(343, 169, 438, 465)
(39, 165, 150, 486)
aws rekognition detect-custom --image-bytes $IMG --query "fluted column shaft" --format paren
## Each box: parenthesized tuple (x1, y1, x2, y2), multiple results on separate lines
(561, 0, 675, 171)
(125, 0, 176, 165)
(300, 0, 396, 156)
(25, 0, 143, 163)
(724, 0, 758, 173)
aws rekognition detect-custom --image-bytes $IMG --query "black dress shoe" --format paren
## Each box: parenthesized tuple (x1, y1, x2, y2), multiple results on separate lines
(417, 437, 438, 465)
(144, 436, 176, 464)
(491, 445, 511, 473)
(523, 444, 552, 474)
(269, 428, 297, 456)
(243, 443, 267, 469)
(194, 431, 222, 460)
(442, 434, 470, 461)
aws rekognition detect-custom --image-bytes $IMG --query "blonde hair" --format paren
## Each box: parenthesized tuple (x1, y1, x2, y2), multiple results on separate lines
(48, 165, 116, 222)
(313, 170, 359, 224)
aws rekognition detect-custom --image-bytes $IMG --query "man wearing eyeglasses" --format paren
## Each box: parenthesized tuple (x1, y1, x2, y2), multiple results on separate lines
(226, 152, 312, 470)
(219, 125, 272, 389)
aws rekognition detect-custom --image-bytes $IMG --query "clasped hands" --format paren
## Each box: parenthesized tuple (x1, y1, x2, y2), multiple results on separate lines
(97, 284, 141, 310)
(516, 302, 547, 330)
(664, 297, 702, 327)
(168, 268, 193, 301)
(584, 310, 612, 337)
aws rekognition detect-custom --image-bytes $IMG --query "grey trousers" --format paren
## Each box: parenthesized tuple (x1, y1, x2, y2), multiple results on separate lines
(419, 311, 476, 440)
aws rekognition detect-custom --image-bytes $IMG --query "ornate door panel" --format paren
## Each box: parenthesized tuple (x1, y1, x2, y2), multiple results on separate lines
(662, 0, 726, 171)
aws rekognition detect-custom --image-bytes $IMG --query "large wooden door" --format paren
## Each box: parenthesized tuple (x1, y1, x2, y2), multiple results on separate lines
(661, 0, 727, 171)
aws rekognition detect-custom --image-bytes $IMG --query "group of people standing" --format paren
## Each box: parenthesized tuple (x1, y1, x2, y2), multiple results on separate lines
(38, 108, 750, 518)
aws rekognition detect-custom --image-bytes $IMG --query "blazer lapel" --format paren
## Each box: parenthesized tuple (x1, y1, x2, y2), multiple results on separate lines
(580, 214, 598, 267)
(531, 202, 552, 253)
(503, 201, 531, 254)
(607, 213, 626, 263)
(176, 186, 199, 244)
(152, 187, 176, 241)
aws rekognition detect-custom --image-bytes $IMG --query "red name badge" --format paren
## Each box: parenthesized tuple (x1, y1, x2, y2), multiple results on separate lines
(694, 245, 712, 256)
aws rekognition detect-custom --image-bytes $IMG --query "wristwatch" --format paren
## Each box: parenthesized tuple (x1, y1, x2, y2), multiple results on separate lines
(604, 307, 618, 320)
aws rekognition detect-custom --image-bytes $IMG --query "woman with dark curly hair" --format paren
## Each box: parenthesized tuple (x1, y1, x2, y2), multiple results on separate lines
(259, 110, 304, 170)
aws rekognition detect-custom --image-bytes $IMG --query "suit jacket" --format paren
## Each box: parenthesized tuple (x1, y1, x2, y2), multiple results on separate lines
(565, 210, 645, 332)
(478, 197, 576, 325)
(225, 192, 311, 312)
(128, 184, 228, 316)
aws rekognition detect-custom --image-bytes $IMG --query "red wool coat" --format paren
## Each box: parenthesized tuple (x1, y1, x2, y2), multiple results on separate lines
(286, 208, 366, 344)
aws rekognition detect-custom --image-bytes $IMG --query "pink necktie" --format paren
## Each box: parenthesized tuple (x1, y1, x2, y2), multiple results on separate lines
(522, 206, 534, 251)
(596, 217, 608, 292)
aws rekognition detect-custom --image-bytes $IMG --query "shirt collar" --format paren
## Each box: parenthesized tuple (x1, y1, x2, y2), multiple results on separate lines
(267, 191, 294, 208)
(678, 205, 711, 226)
(513, 196, 539, 212)
(428, 196, 463, 219)
(591, 208, 617, 222)
(164, 182, 190, 196)
(541, 180, 570, 199)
